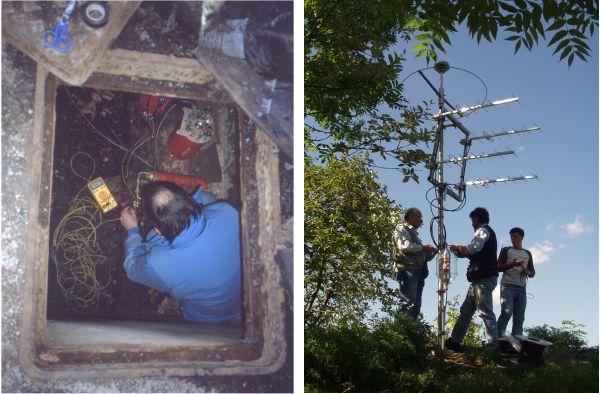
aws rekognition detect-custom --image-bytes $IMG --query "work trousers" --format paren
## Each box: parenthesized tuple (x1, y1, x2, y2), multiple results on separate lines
(497, 283, 527, 337)
(450, 275, 499, 349)
(397, 268, 425, 319)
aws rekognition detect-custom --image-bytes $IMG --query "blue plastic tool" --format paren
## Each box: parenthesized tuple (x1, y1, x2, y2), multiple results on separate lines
(42, 0, 76, 53)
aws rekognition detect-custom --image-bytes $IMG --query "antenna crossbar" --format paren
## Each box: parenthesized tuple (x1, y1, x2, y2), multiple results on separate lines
(461, 126, 541, 143)
(461, 175, 538, 187)
(439, 150, 514, 164)
(433, 97, 519, 119)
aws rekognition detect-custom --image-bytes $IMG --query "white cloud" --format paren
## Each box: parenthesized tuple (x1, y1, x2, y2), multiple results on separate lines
(560, 215, 592, 237)
(529, 241, 554, 264)
(544, 223, 555, 232)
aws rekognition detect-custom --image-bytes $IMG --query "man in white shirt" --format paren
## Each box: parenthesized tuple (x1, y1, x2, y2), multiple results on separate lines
(446, 207, 499, 351)
(393, 208, 437, 319)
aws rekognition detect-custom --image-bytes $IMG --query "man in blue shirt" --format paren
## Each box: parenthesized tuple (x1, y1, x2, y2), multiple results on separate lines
(119, 181, 241, 322)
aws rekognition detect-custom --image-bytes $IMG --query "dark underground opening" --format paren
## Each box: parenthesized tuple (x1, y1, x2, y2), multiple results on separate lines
(46, 85, 242, 334)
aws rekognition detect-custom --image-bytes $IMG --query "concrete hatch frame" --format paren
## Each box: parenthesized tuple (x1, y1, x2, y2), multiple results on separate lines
(19, 52, 288, 379)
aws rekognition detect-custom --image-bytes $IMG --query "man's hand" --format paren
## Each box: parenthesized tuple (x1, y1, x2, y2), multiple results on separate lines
(120, 206, 138, 231)
(450, 244, 466, 257)
(511, 259, 524, 268)
(423, 244, 437, 254)
(522, 268, 533, 277)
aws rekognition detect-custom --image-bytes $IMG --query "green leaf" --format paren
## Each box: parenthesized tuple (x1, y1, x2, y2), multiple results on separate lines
(411, 43, 427, 51)
(535, 18, 546, 39)
(415, 48, 429, 58)
(568, 52, 575, 66)
(569, 28, 585, 38)
(575, 50, 587, 61)
(559, 45, 571, 61)
(548, 30, 568, 47)
(505, 35, 521, 41)
(514, 39, 522, 54)
(525, 31, 534, 49)
(530, 26, 538, 42)
(523, 12, 531, 30)
(552, 38, 570, 55)
(515, 13, 523, 32)
(547, 19, 566, 31)
(515, 0, 527, 9)
(499, 2, 518, 12)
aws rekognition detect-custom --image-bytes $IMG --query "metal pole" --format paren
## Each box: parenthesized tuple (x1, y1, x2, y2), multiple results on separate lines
(436, 70, 446, 351)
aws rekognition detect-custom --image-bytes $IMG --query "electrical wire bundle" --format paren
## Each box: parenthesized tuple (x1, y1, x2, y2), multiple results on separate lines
(50, 152, 119, 312)
(52, 89, 177, 312)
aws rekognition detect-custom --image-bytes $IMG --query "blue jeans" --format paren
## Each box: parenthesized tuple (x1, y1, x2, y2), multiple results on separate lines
(497, 283, 527, 337)
(450, 276, 499, 349)
(397, 268, 425, 319)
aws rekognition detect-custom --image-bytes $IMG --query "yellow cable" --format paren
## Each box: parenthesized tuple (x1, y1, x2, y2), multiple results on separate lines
(51, 153, 119, 312)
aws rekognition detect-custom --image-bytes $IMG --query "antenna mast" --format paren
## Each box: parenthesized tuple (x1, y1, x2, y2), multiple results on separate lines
(422, 62, 539, 351)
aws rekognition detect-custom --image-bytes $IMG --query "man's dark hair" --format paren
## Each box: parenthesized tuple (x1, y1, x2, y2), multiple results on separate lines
(141, 181, 203, 243)
(404, 207, 419, 221)
(509, 227, 525, 237)
(469, 207, 490, 224)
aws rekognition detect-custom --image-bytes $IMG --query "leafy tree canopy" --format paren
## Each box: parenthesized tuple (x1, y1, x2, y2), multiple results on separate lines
(304, 154, 402, 327)
(305, 0, 598, 176)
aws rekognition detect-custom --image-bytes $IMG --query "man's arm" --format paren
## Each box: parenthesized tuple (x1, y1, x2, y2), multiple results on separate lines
(192, 186, 216, 204)
(498, 247, 510, 271)
(451, 226, 489, 257)
(524, 250, 535, 278)
(122, 228, 169, 292)
(395, 225, 423, 254)
(120, 207, 169, 292)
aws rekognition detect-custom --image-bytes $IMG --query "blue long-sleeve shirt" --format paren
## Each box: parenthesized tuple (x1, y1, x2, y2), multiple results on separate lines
(123, 189, 241, 322)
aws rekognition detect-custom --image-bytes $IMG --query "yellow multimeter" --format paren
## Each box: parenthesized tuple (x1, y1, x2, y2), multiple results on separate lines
(87, 177, 118, 213)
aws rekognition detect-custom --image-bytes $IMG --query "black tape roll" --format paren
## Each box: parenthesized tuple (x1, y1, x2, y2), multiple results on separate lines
(82, 1, 109, 28)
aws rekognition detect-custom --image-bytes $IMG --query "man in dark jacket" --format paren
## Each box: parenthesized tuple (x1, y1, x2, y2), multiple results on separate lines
(446, 207, 499, 351)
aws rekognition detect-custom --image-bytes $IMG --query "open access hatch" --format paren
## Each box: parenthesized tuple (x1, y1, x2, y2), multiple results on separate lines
(19, 54, 288, 379)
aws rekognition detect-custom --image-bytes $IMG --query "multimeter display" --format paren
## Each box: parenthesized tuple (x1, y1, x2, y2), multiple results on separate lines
(87, 177, 118, 213)
(89, 178, 103, 190)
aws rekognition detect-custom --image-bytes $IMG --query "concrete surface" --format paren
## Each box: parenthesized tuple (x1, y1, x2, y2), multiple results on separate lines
(2, 35, 293, 394)
(2, 1, 141, 85)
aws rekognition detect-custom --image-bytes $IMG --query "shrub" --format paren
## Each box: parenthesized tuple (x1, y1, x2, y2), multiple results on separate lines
(526, 320, 587, 355)
(304, 313, 434, 392)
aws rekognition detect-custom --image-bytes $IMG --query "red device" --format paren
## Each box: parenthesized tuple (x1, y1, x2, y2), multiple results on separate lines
(167, 104, 215, 160)
(151, 171, 206, 191)
(136, 171, 207, 200)
(138, 94, 173, 118)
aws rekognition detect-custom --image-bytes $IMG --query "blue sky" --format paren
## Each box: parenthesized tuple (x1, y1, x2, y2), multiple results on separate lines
(372, 29, 599, 345)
